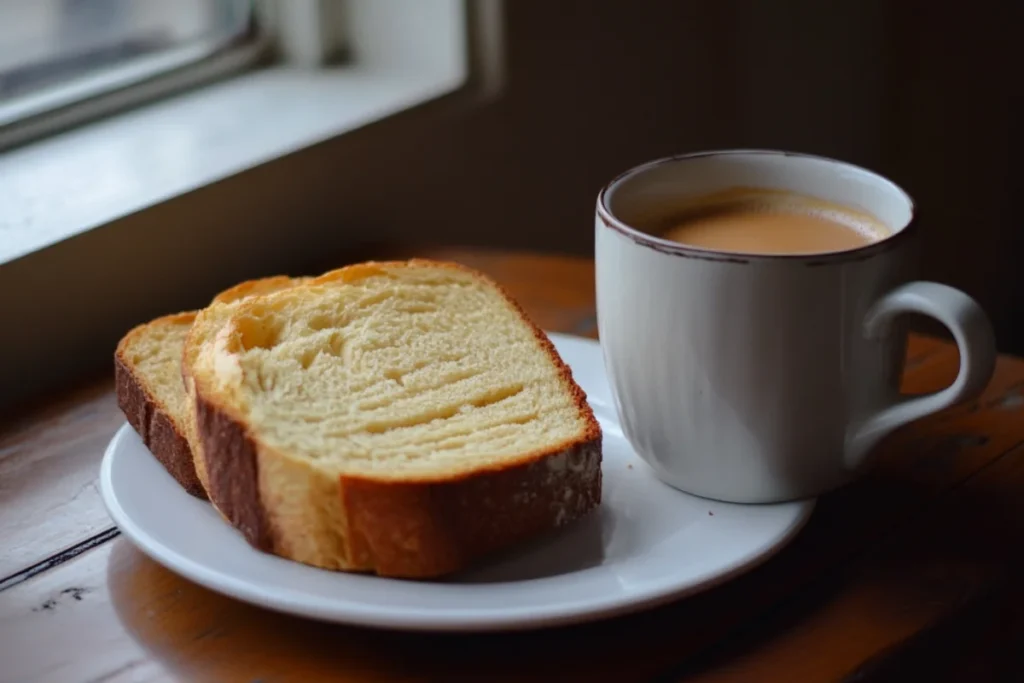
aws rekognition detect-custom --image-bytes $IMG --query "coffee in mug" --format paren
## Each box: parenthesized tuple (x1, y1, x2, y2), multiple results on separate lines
(595, 150, 996, 503)
(647, 188, 890, 255)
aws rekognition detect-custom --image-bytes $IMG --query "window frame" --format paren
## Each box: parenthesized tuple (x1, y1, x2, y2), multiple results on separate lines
(0, 0, 272, 152)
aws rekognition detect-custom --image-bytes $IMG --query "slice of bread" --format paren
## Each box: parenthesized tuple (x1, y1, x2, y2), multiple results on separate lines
(115, 312, 206, 498)
(189, 260, 602, 578)
(115, 276, 308, 500)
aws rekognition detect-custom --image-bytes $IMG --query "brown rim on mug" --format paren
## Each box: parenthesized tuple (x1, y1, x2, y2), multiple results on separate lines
(596, 149, 919, 266)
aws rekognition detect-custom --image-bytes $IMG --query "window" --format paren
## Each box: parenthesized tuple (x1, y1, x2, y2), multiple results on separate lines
(0, 0, 492, 409)
(0, 0, 254, 101)
(0, 0, 476, 263)
(0, 0, 261, 149)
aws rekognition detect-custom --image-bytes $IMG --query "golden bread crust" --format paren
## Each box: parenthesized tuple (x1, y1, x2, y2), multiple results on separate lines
(339, 438, 601, 577)
(114, 312, 208, 499)
(194, 389, 273, 547)
(211, 276, 312, 305)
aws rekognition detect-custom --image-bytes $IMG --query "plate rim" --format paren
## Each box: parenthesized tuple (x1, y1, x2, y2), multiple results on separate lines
(100, 331, 816, 632)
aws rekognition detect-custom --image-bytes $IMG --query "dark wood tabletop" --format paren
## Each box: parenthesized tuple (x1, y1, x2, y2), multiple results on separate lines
(2, 247, 1022, 683)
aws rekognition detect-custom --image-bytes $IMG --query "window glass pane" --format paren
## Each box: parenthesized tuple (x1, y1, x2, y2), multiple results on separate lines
(0, 0, 253, 102)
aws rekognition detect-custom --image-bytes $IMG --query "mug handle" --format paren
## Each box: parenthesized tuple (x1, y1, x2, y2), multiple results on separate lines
(846, 281, 997, 469)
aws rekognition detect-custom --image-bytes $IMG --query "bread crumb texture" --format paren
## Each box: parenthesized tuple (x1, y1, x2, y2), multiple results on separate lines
(119, 313, 195, 426)
(200, 262, 595, 479)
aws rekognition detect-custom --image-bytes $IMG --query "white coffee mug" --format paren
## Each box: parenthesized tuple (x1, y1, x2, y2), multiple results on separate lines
(595, 150, 996, 503)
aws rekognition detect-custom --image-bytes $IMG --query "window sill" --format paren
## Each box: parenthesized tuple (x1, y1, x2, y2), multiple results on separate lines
(0, 63, 465, 264)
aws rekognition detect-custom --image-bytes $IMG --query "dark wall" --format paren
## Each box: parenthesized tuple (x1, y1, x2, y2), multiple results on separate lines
(397, 0, 1017, 349)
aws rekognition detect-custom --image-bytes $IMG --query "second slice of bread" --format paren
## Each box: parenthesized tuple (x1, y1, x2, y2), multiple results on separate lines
(115, 276, 308, 500)
(115, 312, 205, 497)
(190, 260, 603, 578)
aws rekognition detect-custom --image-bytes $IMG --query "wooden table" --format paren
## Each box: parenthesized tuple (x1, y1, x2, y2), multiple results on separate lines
(2, 248, 1023, 683)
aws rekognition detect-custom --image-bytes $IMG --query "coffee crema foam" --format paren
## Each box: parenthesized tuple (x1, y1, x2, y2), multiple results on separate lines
(650, 187, 891, 256)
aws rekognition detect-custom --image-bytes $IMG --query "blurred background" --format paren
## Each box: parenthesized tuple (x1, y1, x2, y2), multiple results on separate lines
(0, 0, 1017, 403)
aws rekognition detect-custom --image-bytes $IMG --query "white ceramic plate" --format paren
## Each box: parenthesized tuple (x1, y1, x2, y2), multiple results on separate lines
(100, 332, 814, 632)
